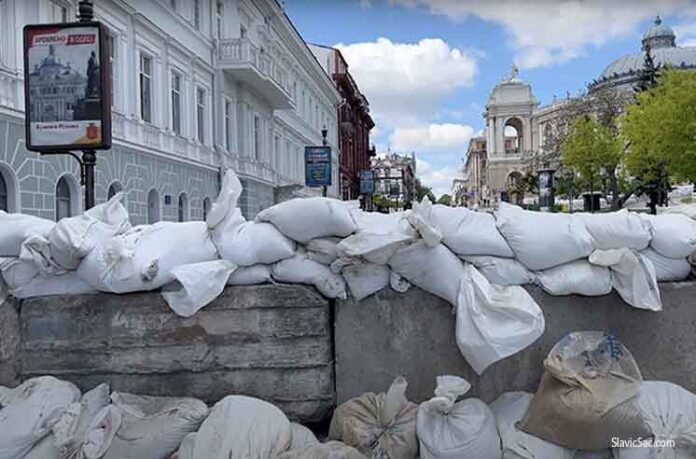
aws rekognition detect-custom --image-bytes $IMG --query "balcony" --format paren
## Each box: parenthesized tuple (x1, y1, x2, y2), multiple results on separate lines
(217, 39, 294, 110)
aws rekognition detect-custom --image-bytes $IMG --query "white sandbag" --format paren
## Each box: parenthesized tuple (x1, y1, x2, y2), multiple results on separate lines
(0, 211, 54, 256)
(0, 257, 97, 299)
(256, 197, 357, 243)
(576, 210, 652, 250)
(535, 259, 613, 296)
(188, 395, 292, 459)
(461, 256, 535, 286)
(337, 232, 413, 265)
(456, 264, 545, 374)
(490, 391, 575, 459)
(661, 203, 696, 220)
(272, 251, 347, 299)
(334, 260, 389, 301)
(22, 433, 60, 458)
(351, 209, 415, 236)
(405, 198, 443, 247)
(0, 376, 81, 459)
(226, 264, 272, 285)
(612, 381, 696, 458)
(389, 271, 410, 293)
(277, 441, 367, 459)
(161, 260, 236, 317)
(206, 168, 243, 229)
(388, 241, 466, 305)
(643, 214, 696, 259)
(640, 248, 691, 282)
(589, 249, 662, 311)
(289, 423, 319, 450)
(77, 221, 218, 294)
(53, 383, 110, 459)
(495, 203, 594, 270)
(417, 375, 501, 459)
(97, 392, 209, 459)
(329, 376, 418, 459)
(82, 405, 122, 459)
(306, 237, 342, 266)
(431, 205, 513, 257)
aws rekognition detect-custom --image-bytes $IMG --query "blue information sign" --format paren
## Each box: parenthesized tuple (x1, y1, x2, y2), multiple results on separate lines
(359, 170, 374, 195)
(305, 146, 332, 187)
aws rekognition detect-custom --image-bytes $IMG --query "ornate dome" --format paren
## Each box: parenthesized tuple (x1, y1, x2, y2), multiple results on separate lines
(642, 16, 676, 50)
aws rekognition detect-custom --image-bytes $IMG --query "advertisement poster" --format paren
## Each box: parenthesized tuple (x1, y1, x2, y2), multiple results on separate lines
(538, 169, 555, 211)
(305, 146, 332, 187)
(24, 22, 111, 151)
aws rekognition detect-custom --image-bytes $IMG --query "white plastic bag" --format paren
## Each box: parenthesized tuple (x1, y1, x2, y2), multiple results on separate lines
(227, 264, 272, 286)
(456, 264, 545, 374)
(334, 259, 389, 301)
(461, 256, 534, 286)
(589, 249, 662, 311)
(256, 197, 357, 243)
(388, 241, 467, 306)
(643, 214, 696, 259)
(576, 210, 652, 250)
(306, 237, 342, 266)
(77, 222, 218, 294)
(188, 395, 292, 459)
(161, 260, 236, 317)
(640, 248, 691, 282)
(495, 203, 594, 270)
(535, 259, 613, 296)
(417, 375, 501, 459)
(0, 257, 96, 299)
(431, 205, 513, 257)
(272, 251, 347, 299)
(0, 211, 54, 257)
(405, 198, 443, 247)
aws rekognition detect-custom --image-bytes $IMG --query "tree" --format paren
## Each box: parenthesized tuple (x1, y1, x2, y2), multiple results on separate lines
(436, 194, 452, 206)
(415, 180, 436, 203)
(635, 43, 658, 93)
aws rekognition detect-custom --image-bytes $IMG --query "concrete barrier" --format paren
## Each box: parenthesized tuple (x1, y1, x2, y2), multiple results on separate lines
(335, 282, 696, 405)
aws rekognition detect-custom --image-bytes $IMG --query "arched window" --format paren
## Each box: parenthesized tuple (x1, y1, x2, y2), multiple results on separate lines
(147, 188, 160, 224)
(504, 117, 524, 154)
(55, 176, 73, 220)
(178, 193, 188, 222)
(202, 197, 211, 220)
(0, 172, 7, 212)
(107, 181, 123, 200)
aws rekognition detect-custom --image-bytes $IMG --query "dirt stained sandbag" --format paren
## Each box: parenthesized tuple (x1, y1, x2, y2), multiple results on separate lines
(277, 441, 367, 459)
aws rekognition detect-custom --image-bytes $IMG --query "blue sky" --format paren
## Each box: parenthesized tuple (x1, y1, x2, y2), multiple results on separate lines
(285, 0, 696, 196)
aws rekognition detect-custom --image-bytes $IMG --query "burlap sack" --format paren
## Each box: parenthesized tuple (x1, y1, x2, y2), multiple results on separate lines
(519, 332, 651, 450)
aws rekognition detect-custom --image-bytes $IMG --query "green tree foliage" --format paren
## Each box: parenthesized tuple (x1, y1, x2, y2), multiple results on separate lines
(436, 194, 452, 206)
(415, 181, 436, 203)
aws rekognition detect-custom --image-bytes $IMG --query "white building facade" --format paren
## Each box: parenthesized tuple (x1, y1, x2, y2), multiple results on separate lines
(0, 0, 340, 223)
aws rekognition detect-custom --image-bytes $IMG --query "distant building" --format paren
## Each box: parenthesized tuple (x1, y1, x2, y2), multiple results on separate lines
(308, 44, 375, 200)
(371, 152, 416, 209)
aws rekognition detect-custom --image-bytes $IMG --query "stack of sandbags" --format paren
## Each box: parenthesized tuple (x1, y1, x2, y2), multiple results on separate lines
(417, 375, 501, 458)
(519, 332, 651, 451)
(329, 376, 418, 459)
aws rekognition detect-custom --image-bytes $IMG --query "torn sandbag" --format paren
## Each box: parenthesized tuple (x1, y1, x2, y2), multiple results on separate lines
(456, 264, 544, 374)
(276, 441, 367, 459)
(640, 248, 691, 282)
(461, 256, 534, 286)
(97, 392, 209, 459)
(289, 423, 319, 450)
(575, 210, 652, 250)
(612, 381, 696, 459)
(227, 264, 272, 285)
(329, 376, 418, 459)
(535, 259, 612, 296)
(77, 221, 218, 294)
(53, 383, 110, 459)
(519, 332, 651, 451)
(188, 395, 292, 459)
(0, 211, 54, 257)
(495, 203, 593, 270)
(417, 375, 501, 459)
(431, 205, 513, 257)
(589, 249, 662, 311)
(272, 250, 347, 299)
(388, 241, 467, 306)
(306, 237, 342, 266)
(256, 197, 357, 243)
(0, 376, 81, 459)
(333, 259, 389, 301)
(389, 271, 410, 293)
(490, 391, 575, 459)
(337, 232, 413, 265)
(641, 213, 696, 259)
(405, 198, 443, 247)
(161, 260, 236, 317)
(0, 257, 96, 299)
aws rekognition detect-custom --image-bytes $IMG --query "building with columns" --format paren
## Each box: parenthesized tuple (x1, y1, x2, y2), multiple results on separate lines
(0, 0, 340, 223)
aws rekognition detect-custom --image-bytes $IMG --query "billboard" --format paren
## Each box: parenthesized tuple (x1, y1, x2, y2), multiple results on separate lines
(23, 22, 111, 152)
(359, 170, 374, 195)
(305, 146, 332, 187)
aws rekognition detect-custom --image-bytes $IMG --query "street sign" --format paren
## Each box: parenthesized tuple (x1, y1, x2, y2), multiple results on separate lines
(359, 169, 374, 195)
(305, 146, 332, 187)
(23, 21, 111, 152)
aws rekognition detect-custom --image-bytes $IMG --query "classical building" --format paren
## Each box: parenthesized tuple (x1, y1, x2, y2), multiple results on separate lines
(308, 44, 375, 201)
(0, 0, 340, 222)
(371, 152, 416, 209)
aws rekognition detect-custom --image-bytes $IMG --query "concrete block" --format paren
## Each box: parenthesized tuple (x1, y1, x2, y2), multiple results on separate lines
(0, 297, 20, 387)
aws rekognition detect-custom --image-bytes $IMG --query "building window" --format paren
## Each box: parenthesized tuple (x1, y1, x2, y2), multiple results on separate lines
(171, 73, 181, 135)
(224, 100, 232, 151)
(147, 189, 160, 224)
(253, 115, 261, 160)
(193, 0, 201, 30)
(107, 181, 123, 200)
(196, 87, 205, 143)
(107, 34, 117, 108)
(178, 193, 188, 222)
(216, 1, 223, 39)
(274, 135, 281, 168)
(203, 197, 211, 220)
(50, 1, 68, 22)
(240, 25, 247, 38)
(55, 176, 72, 221)
(0, 172, 7, 212)
(139, 54, 152, 123)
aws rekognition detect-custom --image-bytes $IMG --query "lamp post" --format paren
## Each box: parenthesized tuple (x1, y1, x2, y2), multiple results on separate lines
(78, 0, 97, 209)
(321, 126, 328, 198)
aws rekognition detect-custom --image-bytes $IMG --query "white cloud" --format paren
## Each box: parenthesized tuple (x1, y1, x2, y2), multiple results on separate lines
(390, 123, 475, 153)
(682, 38, 696, 47)
(418, 163, 461, 196)
(335, 38, 478, 125)
(392, 0, 696, 69)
